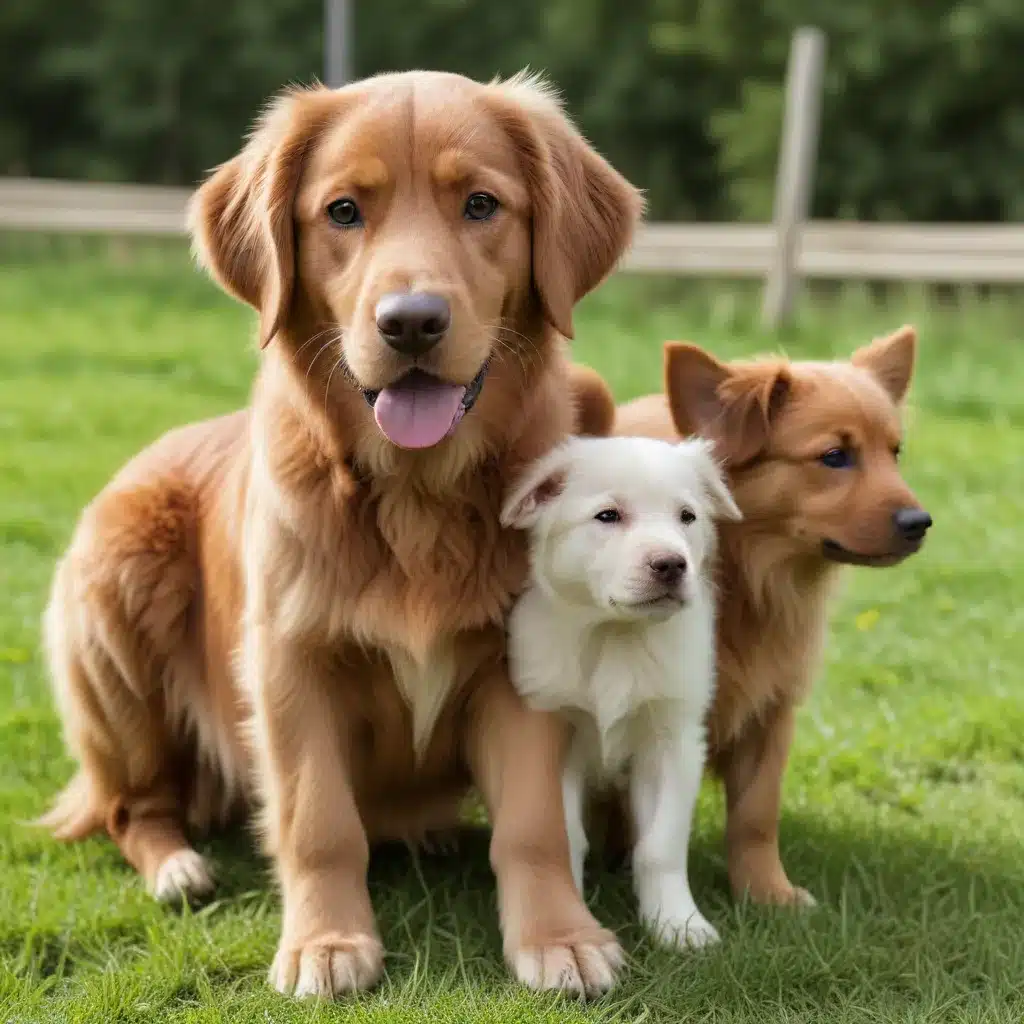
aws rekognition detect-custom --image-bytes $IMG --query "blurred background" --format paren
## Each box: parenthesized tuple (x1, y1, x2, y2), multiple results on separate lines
(3, 0, 1023, 223)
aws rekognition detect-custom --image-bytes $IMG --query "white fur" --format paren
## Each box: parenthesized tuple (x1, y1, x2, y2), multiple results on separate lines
(503, 435, 740, 950)
(386, 641, 458, 760)
(152, 849, 215, 904)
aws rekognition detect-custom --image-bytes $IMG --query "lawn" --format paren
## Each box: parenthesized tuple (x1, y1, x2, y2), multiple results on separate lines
(1, 242, 1023, 1023)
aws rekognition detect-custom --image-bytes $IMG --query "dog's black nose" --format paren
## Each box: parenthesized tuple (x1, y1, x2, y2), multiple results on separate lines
(375, 292, 451, 357)
(649, 555, 687, 586)
(893, 507, 932, 542)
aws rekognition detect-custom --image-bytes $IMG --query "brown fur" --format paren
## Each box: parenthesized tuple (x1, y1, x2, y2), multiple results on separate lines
(40, 70, 642, 997)
(567, 363, 618, 437)
(575, 327, 927, 904)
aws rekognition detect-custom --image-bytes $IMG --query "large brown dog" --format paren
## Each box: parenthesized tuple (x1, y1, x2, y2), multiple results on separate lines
(40, 71, 643, 998)
(576, 327, 931, 905)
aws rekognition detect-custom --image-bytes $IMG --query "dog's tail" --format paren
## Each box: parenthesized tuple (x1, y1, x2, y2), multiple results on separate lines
(33, 770, 105, 840)
(569, 363, 617, 437)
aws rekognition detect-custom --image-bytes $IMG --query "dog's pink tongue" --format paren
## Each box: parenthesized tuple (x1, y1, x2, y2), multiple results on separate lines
(374, 375, 467, 449)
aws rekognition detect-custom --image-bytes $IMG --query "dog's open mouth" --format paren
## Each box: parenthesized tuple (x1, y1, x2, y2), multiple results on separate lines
(617, 593, 686, 612)
(822, 539, 921, 567)
(362, 364, 488, 450)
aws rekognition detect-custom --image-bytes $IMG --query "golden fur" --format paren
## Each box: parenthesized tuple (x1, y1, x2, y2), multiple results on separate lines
(573, 327, 928, 904)
(40, 70, 643, 997)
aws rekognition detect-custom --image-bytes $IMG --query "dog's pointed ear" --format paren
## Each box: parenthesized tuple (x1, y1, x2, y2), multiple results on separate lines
(685, 440, 743, 522)
(665, 342, 790, 467)
(501, 445, 572, 530)
(568, 363, 617, 437)
(188, 85, 335, 349)
(851, 325, 917, 405)
(664, 343, 731, 440)
(486, 73, 644, 339)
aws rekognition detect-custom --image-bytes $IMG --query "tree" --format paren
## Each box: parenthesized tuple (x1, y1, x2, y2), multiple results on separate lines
(2, 0, 1022, 222)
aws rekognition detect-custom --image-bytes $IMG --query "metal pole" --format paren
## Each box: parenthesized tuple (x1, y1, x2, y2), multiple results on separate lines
(761, 27, 826, 330)
(325, 0, 353, 88)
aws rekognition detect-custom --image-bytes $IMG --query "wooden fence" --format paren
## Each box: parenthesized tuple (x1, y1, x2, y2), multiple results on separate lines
(4, 176, 1023, 285)
(4, 26, 1021, 324)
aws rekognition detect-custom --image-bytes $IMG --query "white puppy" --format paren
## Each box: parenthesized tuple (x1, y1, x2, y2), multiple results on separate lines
(502, 435, 740, 949)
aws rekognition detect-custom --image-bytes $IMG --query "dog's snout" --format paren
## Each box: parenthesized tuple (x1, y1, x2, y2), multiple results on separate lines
(375, 292, 451, 357)
(648, 555, 687, 586)
(893, 507, 932, 543)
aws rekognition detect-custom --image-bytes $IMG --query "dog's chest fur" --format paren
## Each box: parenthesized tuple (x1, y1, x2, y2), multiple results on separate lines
(254, 413, 531, 752)
(510, 589, 716, 775)
(353, 481, 518, 633)
(709, 543, 840, 750)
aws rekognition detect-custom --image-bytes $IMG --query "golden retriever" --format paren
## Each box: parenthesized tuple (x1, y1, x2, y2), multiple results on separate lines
(574, 327, 931, 905)
(39, 70, 643, 998)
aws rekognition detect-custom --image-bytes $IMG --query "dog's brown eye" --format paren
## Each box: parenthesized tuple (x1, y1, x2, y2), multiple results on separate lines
(680, 508, 696, 525)
(464, 192, 499, 221)
(893, 442, 902, 460)
(327, 198, 362, 227)
(594, 508, 621, 524)
(820, 447, 854, 469)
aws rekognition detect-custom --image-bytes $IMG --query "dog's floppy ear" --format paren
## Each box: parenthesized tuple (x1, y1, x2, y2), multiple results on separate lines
(486, 73, 644, 339)
(665, 342, 790, 467)
(683, 439, 742, 522)
(568, 363, 617, 437)
(188, 86, 335, 348)
(851, 325, 917, 405)
(501, 444, 573, 530)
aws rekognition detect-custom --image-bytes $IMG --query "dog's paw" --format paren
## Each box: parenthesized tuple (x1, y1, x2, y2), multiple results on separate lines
(151, 849, 215, 905)
(648, 910, 721, 950)
(637, 871, 719, 950)
(270, 933, 384, 999)
(513, 938, 623, 998)
(787, 886, 817, 908)
(740, 881, 818, 908)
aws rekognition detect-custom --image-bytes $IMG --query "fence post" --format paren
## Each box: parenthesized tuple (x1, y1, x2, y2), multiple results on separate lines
(324, 0, 353, 88)
(761, 27, 826, 330)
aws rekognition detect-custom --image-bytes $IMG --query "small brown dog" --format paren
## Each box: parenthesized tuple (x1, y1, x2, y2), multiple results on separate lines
(574, 327, 931, 905)
(40, 70, 642, 998)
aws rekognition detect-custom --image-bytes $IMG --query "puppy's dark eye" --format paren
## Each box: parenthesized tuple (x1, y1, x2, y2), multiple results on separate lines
(594, 508, 621, 525)
(820, 447, 854, 469)
(464, 192, 499, 221)
(327, 198, 362, 227)
(679, 508, 696, 525)
(893, 442, 902, 460)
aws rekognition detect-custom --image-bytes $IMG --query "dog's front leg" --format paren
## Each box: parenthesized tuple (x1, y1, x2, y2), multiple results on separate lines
(247, 626, 382, 999)
(467, 667, 622, 997)
(561, 738, 590, 896)
(721, 701, 816, 907)
(631, 717, 719, 949)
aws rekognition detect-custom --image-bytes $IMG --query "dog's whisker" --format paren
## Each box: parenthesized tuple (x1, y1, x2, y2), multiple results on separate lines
(493, 324, 543, 367)
(487, 337, 525, 378)
(323, 355, 348, 416)
(492, 322, 540, 352)
(485, 321, 536, 377)
(487, 345, 514, 376)
(305, 330, 344, 383)
(292, 325, 340, 362)
(322, 347, 363, 411)
(291, 333, 325, 361)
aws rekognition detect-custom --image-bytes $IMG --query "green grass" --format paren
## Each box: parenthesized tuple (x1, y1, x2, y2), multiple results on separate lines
(2, 242, 1023, 1022)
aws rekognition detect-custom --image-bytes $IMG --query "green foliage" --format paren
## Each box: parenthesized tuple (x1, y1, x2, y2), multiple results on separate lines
(1, 0, 1022, 220)
(696, 0, 1024, 221)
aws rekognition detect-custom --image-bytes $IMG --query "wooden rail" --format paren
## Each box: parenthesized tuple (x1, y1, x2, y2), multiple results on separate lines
(3, 177, 1024, 285)
(626, 221, 1024, 283)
